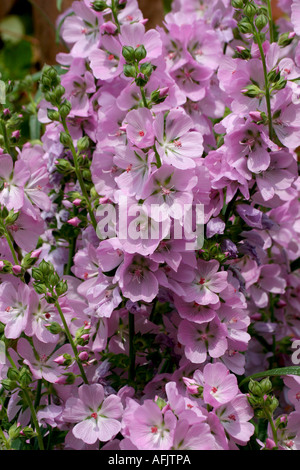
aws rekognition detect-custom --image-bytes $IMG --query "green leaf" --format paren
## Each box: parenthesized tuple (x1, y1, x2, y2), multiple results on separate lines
(57, 0, 63, 10)
(29, 115, 41, 141)
(239, 366, 300, 387)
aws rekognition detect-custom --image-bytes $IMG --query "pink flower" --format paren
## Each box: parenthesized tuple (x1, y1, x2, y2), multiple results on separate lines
(124, 399, 177, 450)
(125, 108, 155, 149)
(154, 108, 204, 169)
(17, 337, 72, 383)
(202, 362, 239, 408)
(172, 420, 215, 450)
(63, 384, 123, 445)
(0, 154, 29, 211)
(183, 259, 228, 305)
(0, 282, 33, 339)
(215, 395, 254, 445)
(178, 317, 228, 363)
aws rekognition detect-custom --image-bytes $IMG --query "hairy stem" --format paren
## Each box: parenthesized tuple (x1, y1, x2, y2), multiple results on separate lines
(255, 29, 274, 140)
(22, 388, 45, 451)
(61, 118, 97, 231)
(55, 299, 89, 385)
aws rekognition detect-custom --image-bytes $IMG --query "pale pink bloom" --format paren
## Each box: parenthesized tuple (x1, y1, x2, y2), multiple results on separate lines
(63, 384, 123, 445)
(125, 399, 177, 450)
(202, 362, 239, 408)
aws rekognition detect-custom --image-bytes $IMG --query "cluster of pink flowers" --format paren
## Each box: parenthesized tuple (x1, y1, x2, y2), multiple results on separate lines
(1, 0, 300, 451)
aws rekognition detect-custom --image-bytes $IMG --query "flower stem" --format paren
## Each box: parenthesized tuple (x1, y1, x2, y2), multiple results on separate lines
(128, 312, 136, 382)
(61, 118, 97, 231)
(265, 409, 278, 447)
(255, 29, 274, 140)
(3, 229, 19, 266)
(0, 120, 11, 157)
(111, 0, 120, 32)
(140, 87, 149, 109)
(54, 299, 89, 385)
(22, 387, 45, 451)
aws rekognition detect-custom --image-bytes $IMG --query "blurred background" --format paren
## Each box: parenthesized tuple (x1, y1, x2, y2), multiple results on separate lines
(0, 0, 284, 80)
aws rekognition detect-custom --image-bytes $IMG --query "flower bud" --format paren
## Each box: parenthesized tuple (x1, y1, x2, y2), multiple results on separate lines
(231, 0, 244, 8)
(60, 132, 73, 147)
(55, 159, 74, 174)
(32, 267, 44, 281)
(248, 378, 263, 396)
(273, 77, 287, 90)
(33, 283, 48, 295)
(244, 2, 257, 19)
(7, 368, 20, 382)
(9, 423, 21, 440)
(123, 64, 137, 78)
(12, 265, 22, 276)
(139, 62, 153, 77)
(269, 396, 279, 413)
(260, 377, 273, 394)
(122, 46, 136, 63)
(22, 427, 36, 439)
(242, 84, 262, 98)
(47, 109, 60, 122)
(19, 367, 32, 387)
(135, 72, 148, 87)
(47, 322, 63, 334)
(135, 45, 147, 62)
(78, 351, 89, 361)
(59, 101, 72, 119)
(238, 19, 253, 34)
(77, 136, 90, 152)
(255, 14, 268, 32)
(5, 210, 19, 226)
(101, 21, 118, 34)
(91, 0, 108, 11)
(278, 31, 296, 47)
(56, 280, 68, 297)
(55, 373, 76, 385)
(1, 379, 18, 391)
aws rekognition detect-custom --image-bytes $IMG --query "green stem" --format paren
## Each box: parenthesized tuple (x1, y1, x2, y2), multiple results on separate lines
(55, 300, 89, 385)
(265, 409, 278, 447)
(61, 119, 97, 231)
(140, 87, 149, 109)
(224, 190, 239, 222)
(267, 0, 274, 44)
(34, 379, 42, 409)
(111, 0, 120, 32)
(128, 313, 136, 382)
(255, 29, 274, 140)
(0, 120, 11, 157)
(22, 388, 45, 451)
(3, 230, 19, 266)
(65, 236, 76, 276)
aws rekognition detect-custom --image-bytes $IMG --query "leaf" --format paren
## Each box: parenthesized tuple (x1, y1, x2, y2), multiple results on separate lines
(57, 0, 63, 11)
(239, 366, 300, 387)
(29, 115, 41, 141)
